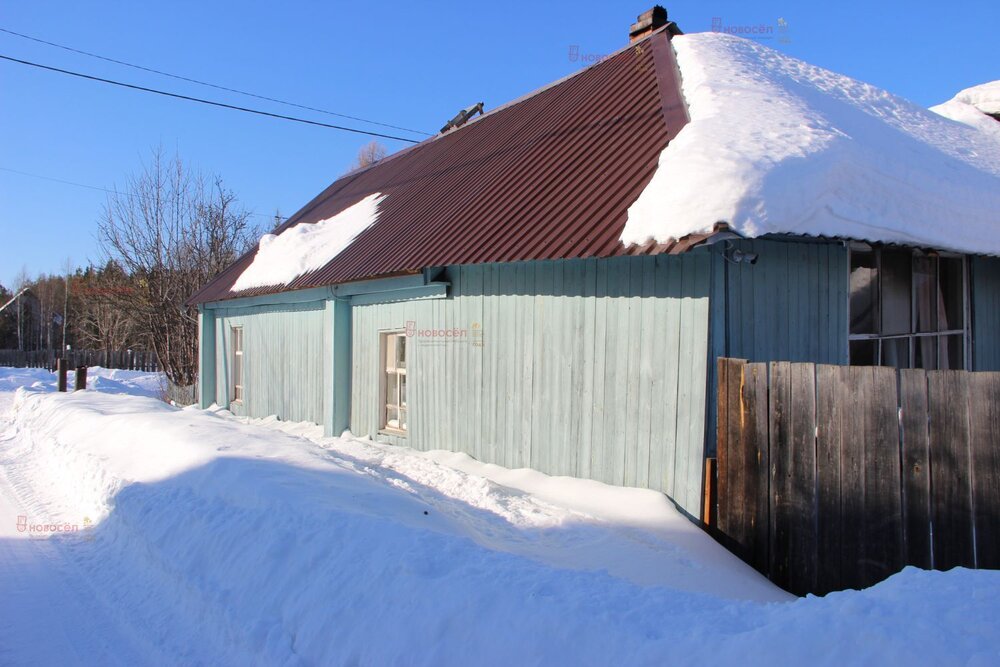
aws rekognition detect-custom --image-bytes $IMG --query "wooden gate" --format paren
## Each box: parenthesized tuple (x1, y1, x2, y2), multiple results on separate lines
(715, 357, 1000, 596)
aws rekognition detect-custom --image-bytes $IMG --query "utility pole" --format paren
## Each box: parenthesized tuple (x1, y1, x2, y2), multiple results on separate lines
(62, 271, 69, 354)
(17, 293, 22, 352)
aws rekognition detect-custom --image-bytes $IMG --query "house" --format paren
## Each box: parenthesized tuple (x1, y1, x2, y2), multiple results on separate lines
(188, 8, 1000, 520)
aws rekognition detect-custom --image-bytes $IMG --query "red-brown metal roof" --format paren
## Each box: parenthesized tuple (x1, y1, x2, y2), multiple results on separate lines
(190, 28, 701, 305)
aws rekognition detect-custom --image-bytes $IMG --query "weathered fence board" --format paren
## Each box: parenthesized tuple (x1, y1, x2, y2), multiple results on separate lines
(767, 362, 818, 595)
(900, 369, 932, 570)
(840, 366, 868, 590)
(970, 372, 1000, 569)
(716, 358, 1000, 596)
(864, 366, 904, 588)
(928, 371, 975, 570)
(816, 364, 845, 593)
(716, 359, 770, 574)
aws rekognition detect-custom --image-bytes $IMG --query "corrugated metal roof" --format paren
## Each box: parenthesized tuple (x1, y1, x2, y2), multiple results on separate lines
(190, 28, 702, 305)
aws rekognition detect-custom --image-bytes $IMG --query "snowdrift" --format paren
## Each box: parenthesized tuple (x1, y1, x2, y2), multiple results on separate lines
(2, 387, 999, 664)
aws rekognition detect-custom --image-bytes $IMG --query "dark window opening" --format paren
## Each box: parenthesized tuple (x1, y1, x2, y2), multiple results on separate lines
(848, 247, 967, 370)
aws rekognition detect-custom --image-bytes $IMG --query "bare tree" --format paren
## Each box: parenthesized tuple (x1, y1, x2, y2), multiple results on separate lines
(98, 148, 261, 399)
(13, 267, 29, 352)
(72, 262, 139, 353)
(350, 141, 388, 171)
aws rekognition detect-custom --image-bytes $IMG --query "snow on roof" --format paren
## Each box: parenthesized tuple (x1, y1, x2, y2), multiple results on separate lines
(942, 80, 1000, 117)
(623, 34, 1000, 255)
(231, 193, 385, 292)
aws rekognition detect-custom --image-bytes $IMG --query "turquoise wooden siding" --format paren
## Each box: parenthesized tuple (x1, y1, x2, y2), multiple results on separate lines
(351, 254, 713, 517)
(972, 255, 1000, 371)
(197, 308, 216, 409)
(714, 239, 850, 366)
(703, 239, 849, 457)
(213, 301, 326, 424)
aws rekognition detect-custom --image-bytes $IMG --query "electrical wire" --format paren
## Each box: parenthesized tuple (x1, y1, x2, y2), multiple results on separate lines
(0, 53, 421, 143)
(0, 26, 431, 136)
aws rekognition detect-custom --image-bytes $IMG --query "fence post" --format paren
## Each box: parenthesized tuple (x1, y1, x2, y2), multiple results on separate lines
(56, 358, 68, 392)
(74, 366, 87, 391)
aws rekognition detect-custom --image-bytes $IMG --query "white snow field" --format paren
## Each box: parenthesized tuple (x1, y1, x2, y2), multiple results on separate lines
(1, 368, 999, 665)
(623, 34, 1000, 254)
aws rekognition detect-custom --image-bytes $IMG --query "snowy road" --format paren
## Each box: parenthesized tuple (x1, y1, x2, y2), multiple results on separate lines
(0, 393, 153, 665)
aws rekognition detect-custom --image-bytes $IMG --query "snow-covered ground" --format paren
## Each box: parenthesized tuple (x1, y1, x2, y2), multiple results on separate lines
(1, 367, 998, 665)
(0, 365, 165, 398)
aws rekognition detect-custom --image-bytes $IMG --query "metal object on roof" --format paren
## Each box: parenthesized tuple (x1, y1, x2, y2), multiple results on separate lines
(190, 26, 700, 305)
(440, 102, 484, 133)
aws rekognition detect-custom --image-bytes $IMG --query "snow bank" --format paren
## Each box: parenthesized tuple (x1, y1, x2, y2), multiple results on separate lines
(232, 192, 385, 292)
(623, 34, 1000, 255)
(3, 389, 1000, 664)
(0, 366, 164, 398)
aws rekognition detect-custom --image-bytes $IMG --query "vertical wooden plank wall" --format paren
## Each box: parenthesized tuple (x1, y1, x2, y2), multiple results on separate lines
(351, 254, 713, 518)
(213, 301, 327, 424)
(717, 358, 1000, 596)
(721, 240, 849, 368)
(971, 255, 1000, 371)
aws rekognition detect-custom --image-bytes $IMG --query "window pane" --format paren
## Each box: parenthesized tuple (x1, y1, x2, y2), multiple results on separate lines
(385, 373, 398, 407)
(850, 251, 878, 335)
(880, 338, 910, 369)
(939, 257, 964, 331)
(384, 334, 395, 371)
(399, 408, 407, 431)
(913, 255, 937, 333)
(385, 406, 398, 428)
(395, 334, 406, 369)
(941, 334, 964, 370)
(914, 336, 938, 370)
(400, 374, 407, 407)
(850, 339, 876, 366)
(881, 250, 912, 336)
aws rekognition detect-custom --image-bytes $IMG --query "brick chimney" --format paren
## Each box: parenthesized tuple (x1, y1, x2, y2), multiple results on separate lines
(629, 6, 668, 42)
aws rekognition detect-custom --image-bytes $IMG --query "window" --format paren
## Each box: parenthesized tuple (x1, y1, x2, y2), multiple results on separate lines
(380, 331, 407, 434)
(231, 326, 244, 402)
(848, 247, 967, 369)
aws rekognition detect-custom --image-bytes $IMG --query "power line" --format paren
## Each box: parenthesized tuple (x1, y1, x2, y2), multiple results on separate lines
(0, 165, 286, 222)
(0, 26, 432, 137)
(0, 53, 421, 143)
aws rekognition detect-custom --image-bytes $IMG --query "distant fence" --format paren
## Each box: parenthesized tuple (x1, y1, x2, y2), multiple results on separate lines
(0, 349, 159, 372)
(714, 357, 1000, 596)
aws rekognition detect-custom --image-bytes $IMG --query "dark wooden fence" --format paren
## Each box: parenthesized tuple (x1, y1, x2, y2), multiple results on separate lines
(715, 357, 1000, 596)
(0, 349, 159, 372)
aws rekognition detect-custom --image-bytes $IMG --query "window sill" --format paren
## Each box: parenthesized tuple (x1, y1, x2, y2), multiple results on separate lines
(378, 428, 407, 438)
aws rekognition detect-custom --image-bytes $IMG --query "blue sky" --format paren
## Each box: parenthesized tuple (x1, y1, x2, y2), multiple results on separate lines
(1, 1, 998, 288)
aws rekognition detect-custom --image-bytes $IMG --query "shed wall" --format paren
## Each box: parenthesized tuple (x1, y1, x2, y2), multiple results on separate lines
(972, 255, 1000, 371)
(716, 239, 850, 366)
(213, 301, 326, 424)
(351, 254, 713, 516)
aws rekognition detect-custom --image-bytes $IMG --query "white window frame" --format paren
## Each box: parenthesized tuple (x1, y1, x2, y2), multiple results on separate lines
(231, 325, 244, 403)
(379, 331, 407, 435)
(847, 244, 970, 370)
